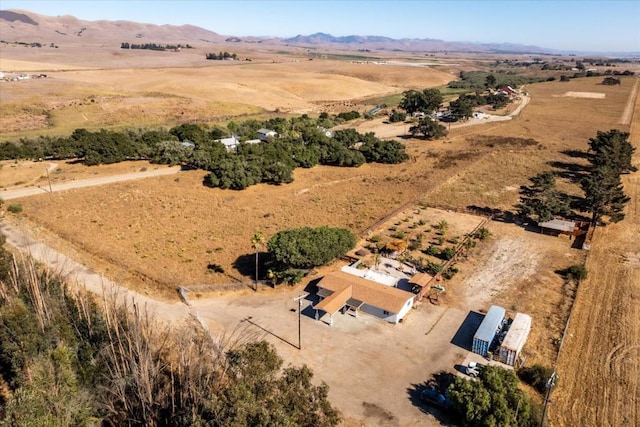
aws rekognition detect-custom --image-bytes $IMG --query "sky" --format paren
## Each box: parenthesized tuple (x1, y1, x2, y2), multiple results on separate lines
(2, 0, 640, 53)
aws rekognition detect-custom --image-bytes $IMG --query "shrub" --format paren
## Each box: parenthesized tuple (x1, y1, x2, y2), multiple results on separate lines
(518, 364, 554, 394)
(7, 204, 22, 213)
(424, 245, 440, 256)
(440, 247, 456, 260)
(474, 227, 491, 240)
(566, 264, 588, 281)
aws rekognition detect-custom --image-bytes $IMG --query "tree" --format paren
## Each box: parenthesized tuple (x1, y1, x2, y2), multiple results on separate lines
(580, 167, 630, 225)
(449, 97, 474, 121)
(399, 88, 443, 115)
(267, 226, 356, 269)
(517, 172, 571, 222)
(581, 130, 634, 225)
(485, 74, 497, 89)
(388, 109, 407, 123)
(448, 366, 537, 427)
(251, 232, 265, 290)
(409, 117, 447, 140)
(602, 77, 621, 85)
(587, 129, 636, 175)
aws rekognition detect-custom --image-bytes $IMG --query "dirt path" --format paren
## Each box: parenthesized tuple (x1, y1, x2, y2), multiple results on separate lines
(1, 165, 181, 200)
(620, 76, 639, 125)
(551, 77, 640, 427)
(1, 221, 189, 321)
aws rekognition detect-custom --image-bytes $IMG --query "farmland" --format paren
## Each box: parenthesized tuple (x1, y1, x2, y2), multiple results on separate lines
(1, 35, 639, 426)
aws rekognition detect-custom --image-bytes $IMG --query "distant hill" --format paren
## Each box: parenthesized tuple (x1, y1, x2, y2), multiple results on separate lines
(0, 9, 226, 45)
(1, 10, 637, 56)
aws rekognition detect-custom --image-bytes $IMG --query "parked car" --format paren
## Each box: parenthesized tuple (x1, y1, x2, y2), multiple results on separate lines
(464, 361, 485, 378)
(420, 386, 452, 410)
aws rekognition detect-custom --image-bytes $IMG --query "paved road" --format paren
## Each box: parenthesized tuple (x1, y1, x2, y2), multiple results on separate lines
(1, 165, 181, 200)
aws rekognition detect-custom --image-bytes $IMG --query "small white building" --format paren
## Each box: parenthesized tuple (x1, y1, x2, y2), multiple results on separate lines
(257, 128, 277, 141)
(314, 270, 415, 325)
(499, 313, 532, 366)
(218, 136, 241, 152)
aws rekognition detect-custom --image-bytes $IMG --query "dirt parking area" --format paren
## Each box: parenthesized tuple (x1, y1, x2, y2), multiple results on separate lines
(178, 208, 584, 426)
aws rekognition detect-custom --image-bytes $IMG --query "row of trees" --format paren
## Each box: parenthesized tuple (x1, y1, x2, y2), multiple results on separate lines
(206, 51, 238, 60)
(0, 244, 340, 425)
(120, 42, 192, 50)
(517, 129, 634, 225)
(0, 115, 409, 190)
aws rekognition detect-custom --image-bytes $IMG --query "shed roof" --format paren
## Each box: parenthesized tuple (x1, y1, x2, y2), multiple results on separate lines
(474, 305, 506, 343)
(409, 272, 434, 287)
(315, 271, 413, 314)
(501, 313, 532, 351)
(538, 219, 576, 233)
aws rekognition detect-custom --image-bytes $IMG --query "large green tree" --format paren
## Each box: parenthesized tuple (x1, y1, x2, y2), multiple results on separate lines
(399, 88, 443, 115)
(448, 366, 537, 427)
(517, 172, 571, 222)
(267, 226, 356, 269)
(587, 129, 636, 175)
(581, 129, 634, 225)
(409, 117, 447, 140)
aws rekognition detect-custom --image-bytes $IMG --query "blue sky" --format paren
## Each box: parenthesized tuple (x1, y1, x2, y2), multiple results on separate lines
(3, 0, 640, 52)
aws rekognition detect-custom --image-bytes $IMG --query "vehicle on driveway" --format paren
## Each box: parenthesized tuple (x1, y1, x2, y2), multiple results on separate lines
(420, 386, 452, 410)
(464, 361, 485, 378)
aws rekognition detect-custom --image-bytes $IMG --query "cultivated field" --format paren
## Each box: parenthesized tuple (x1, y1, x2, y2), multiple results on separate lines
(550, 78, 640, 427)
(2, 39, 639, 426)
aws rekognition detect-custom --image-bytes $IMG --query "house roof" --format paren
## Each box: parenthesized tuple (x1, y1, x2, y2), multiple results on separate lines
(257, 128, 275, 134)
(315, 271, 414, 314)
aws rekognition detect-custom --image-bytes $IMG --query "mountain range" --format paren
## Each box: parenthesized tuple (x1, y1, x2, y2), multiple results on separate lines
(1, 9, 637, 56)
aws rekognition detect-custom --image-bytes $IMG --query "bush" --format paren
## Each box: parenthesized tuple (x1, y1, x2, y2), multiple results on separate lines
(440, 247, 456, 261)
(518, 364, 554, 394)
(7, 204, 23, 213)
(424, 245, 440, 256)
(566, 264, 588, 281)
(474, 227, 491, 240)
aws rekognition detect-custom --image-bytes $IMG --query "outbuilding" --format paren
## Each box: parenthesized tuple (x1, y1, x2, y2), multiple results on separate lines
(472, 305, 506, 356)
(499, 313, 532, 366)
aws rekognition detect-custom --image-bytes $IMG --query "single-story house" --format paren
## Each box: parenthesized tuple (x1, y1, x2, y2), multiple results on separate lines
(313, 270, 415, 325)
(257, 128, 277, 141)
(217, 136, 261, 152)
(218, 136, 241, 152)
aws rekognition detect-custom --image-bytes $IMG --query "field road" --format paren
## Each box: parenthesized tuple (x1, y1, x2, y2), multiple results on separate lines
(1, 165, 181, 200)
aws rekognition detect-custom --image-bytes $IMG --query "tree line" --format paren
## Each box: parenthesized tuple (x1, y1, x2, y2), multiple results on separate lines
(517, 129, 635, 226)
(0, 241, 340, 425)
(206, 51, 238, 60)
(0, 114, 408, 190)
(121, 42, 192, 50)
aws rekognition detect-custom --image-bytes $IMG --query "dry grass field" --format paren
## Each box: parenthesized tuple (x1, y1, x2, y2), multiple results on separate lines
(2, 37, 639, 426)
(0, 56, 455, 140)
(550, 78, 640, 427)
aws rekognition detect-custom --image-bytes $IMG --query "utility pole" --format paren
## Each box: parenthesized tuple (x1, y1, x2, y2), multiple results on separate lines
(293, 294, 306, 350)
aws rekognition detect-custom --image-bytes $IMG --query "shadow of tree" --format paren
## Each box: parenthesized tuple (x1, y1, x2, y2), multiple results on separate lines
(548, 161, 590, 184)
(232, 252, 270, 280)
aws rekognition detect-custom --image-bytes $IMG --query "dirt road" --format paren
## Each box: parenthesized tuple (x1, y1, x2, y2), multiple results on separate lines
(1, 165, 181, 200)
